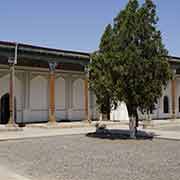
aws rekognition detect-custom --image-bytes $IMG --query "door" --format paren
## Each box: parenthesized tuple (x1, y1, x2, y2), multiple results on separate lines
(0, 93, 10, 124)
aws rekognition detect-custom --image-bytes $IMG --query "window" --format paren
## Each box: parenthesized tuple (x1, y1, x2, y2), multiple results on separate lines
(163, 96, 169, 114)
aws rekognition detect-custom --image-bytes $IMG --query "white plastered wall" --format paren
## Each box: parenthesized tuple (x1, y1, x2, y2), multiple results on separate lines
(158, 81, 172, 119)
(0, 66, 100, 123)
(29, 74, 48, 122)
(175, 78, 180, 118)
(55, 76, 66, 121)
(0, 73, 23, 123)
(71, 78, 85, 120)
(89, 91, 99, 120)
(110, 101, 129, 121)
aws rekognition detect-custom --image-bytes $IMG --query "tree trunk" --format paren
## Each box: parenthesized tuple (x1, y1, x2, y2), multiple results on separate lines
(99, 103, 109, 121)
(129, 115, 136, 139)
(99, 113, 108, 121)
(135, 109, 139, 136)
(127, 105, 138, 139)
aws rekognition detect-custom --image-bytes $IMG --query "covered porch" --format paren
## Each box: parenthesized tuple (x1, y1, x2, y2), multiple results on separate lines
(0, 41, 98, 125)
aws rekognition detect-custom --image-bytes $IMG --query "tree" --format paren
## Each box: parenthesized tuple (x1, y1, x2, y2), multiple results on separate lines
(89, 24, 114, 120)
(113, 0, 171, 138)
(89, 0, 171, 138)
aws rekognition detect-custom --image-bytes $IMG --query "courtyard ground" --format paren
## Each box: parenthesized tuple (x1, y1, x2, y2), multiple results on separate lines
(0, 134, 179, 180)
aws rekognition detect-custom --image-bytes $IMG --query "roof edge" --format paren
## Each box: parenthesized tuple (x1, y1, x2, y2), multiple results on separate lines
(0, 40, 90, 59)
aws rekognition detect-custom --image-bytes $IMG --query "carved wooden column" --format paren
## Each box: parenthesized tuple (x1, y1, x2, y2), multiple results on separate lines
(8, 63, 16, 125)
(84, 67, 91, 123)
(48, 62, 57, 123)
(171, 70, 176, 119)
(8, 44, 18, 126)
(84, 79, 89, 121)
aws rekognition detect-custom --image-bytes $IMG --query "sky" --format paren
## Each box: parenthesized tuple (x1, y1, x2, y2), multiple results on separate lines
(0, 0, 179, 56)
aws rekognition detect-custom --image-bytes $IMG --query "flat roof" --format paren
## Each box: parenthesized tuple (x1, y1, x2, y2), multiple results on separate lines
(0, 41, 179, 64)
(168, 56, 180, 63)
(0, 41, 90, 60)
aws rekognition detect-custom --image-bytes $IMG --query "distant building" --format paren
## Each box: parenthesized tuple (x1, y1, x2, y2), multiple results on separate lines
(111, 56, 180, 121)
(149, 56, 180, 120)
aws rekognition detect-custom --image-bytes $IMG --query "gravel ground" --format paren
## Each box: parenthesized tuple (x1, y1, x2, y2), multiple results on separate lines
(0, 135, 179, 180)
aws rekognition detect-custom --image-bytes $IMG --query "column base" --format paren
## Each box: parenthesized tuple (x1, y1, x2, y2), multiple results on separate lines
(8, 116, 13, 125)
(84, 119, 91, 124)
(171, 114, 176, 120)
(7, 116, 17, 127)
(48, 114, 56, 124)
(7, 119, 18, 128)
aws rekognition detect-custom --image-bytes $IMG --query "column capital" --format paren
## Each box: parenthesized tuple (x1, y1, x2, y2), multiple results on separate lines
(48, 62, 57, 72)
(172, 69, 176, 80)
(8, 57, 15, 65)
(84, 65, 89, 78)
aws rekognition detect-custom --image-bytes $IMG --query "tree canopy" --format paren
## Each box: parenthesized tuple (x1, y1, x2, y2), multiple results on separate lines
(89, 0, 172, 127)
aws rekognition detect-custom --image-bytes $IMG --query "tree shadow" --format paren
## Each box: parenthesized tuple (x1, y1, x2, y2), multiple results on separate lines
(86, 129, 155, 140)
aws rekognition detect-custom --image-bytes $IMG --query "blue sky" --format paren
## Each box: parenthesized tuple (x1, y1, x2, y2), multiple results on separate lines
(0, 0, 179, 56)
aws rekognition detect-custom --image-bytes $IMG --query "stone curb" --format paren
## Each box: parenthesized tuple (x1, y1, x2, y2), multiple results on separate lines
(154, 136, 180, 141)
(0, 127, 23, 132)
(27, 121, 126, 129)
(0, 165, 32, 180)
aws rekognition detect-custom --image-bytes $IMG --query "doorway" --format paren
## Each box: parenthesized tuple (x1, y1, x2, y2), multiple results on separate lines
(0, 93, 10, 124)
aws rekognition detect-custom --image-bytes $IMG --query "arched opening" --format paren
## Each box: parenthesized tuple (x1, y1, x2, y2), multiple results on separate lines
(30, 76, 48, 110)
(73, 79, 84, 109)
(55, 77, 66, 109)
(163, 96, 169, 114)
(0, 93, 10, 124)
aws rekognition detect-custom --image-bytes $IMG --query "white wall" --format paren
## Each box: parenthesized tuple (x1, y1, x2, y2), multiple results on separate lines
(55, 76, 66, 121)
(71, 78, 85, 120)
(90, 91, 99, 120)
(110, 101, 129, 121)
(0, 73, 23, 123)
(29, 75, 48, 122)
(176, 79, 180, 117)
(158, 81, 172, 119)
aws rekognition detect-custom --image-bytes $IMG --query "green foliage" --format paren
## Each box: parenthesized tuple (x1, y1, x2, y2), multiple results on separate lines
(89, 0, 172, 117)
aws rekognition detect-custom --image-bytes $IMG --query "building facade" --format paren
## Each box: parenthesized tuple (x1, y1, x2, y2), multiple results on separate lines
(111, 57, 180, 121)
(0, 41, 179, 125)
(0, 41, 98, 124)
(149, 57, 180, 120)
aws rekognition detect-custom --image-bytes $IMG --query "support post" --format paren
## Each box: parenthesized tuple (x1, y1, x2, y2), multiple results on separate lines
(84, 65, 91, 123)
(7, 43, 18, 126)
(84, 79, 89, 121)
(48, 62, 57, 123)
(8, 64, 16, 125)
(171, 70, 176, 119)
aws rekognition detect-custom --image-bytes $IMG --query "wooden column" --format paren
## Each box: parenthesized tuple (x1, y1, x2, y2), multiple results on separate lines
(48, 62, 57, 123)
(84, 78, 90, 122)
(171, 76, 176, 119)
(8, 64, 16, 125)
(8, 44, 18, 126)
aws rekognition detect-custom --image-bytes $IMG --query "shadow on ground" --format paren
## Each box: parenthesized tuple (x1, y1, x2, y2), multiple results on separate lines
(86, 129, 155, 140)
